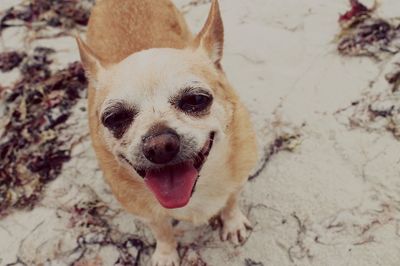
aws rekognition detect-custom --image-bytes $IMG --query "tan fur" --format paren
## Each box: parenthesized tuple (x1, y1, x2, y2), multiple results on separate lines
(77, 0, 257, 264)
(86, 0, 191, 63)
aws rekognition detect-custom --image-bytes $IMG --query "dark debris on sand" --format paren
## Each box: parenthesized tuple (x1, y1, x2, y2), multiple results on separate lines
(0, 46, 87, 217)
(337, 0, 400, 60)
(343, 94, 400, 141)
(0, 0, 94, 34)
(249, 132, 302, 181)
(335, 1, 400, 141)
(68, 199, 153, 266)
(0, 0, 95, 218)
(0, 51, 26, 72)
(245, 258, 264, 266)
(385, 62, 400, 92)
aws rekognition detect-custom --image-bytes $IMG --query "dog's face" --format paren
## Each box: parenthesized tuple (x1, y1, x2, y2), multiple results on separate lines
(78, 1, 233, 209)
(96, 49, 232, 209)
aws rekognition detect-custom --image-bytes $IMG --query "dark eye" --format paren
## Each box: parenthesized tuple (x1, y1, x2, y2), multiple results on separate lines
(178, 94, 212, 114)
(103, 111, 132, 129)
(101, 109, 134, 138)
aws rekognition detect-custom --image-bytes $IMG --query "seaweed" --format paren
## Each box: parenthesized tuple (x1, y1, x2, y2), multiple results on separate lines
(244, 258, 264, 266)
(336, 1, 400, 141)
(0, 46, 87, 217)
(0, 51, 26, 72)
(337, 0, 400, 59)
(68, 199, 152, 266)
(0, 0, 95, 217)
(0, 0, 94, 34)
(339, 0, 370, 24)
(249, 131, 302, 181)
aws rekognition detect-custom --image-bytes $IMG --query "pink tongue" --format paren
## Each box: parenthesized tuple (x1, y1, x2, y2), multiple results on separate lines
(144, 162, 198, 209)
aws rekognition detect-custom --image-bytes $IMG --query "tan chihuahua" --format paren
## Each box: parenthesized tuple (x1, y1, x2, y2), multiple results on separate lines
(76, 0, 257, 265)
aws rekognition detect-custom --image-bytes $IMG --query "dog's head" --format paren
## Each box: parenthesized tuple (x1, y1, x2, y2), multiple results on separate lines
(77, 0, 236, 209)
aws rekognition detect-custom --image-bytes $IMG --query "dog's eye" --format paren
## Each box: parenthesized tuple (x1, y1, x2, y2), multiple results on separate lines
(103, 111, 132, 129)
(178, 94, 212, 114)
(101, 109, 134, 138)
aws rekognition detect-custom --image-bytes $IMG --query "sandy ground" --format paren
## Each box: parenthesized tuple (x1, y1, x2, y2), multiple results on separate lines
(1, 0, 400, 265)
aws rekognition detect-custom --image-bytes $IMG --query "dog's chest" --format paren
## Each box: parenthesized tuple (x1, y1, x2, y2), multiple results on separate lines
(168, 190, 229, 224)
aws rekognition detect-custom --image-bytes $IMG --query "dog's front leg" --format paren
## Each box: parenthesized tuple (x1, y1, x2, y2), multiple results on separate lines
(147, 218, 179, 266)
(220, 191, 252, 245)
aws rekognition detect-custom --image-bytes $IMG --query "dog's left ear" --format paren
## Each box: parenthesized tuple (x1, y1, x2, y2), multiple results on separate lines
(193, 0, 224, 68)
(76, 36, 107, 87)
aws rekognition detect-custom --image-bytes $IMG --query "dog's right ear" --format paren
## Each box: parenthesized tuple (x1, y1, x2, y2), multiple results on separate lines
(192, 0, 224, 68)
(76, 36, 105, 86)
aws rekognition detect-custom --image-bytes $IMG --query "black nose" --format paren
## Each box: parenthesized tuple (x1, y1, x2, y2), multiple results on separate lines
(142, 129, 180, 164)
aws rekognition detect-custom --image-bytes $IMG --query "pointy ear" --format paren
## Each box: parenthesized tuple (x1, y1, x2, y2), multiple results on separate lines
(193, 0, 224, 68)
(76, 36, 105, 86)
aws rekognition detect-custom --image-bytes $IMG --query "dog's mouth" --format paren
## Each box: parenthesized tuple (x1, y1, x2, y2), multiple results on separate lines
(120, 132, 215, 209)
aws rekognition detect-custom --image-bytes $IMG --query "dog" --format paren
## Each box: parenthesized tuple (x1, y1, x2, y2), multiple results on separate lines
(76, 0, 258, 265)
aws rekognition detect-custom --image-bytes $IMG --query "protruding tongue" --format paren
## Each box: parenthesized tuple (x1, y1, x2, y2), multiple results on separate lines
(144, 162, 198, 209)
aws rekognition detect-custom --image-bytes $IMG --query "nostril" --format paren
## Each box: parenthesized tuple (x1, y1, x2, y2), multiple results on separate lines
(165, 142, 174, 153)
(149, 149, 155, 157)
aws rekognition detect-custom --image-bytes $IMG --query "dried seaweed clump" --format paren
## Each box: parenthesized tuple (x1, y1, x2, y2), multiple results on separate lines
(335, 1, 400, 140)
(347, 95, 400, 140)
(337, 0, 400, 59)
(68, 199, 152, 265)
(0, 51, 26, 72)
(336, 58, 400, 141)
(0, 47, 87, 217)
(0, 0, 94, 33)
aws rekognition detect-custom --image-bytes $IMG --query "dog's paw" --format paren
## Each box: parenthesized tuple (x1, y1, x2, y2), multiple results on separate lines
(151, 248, 180, 266)
(220, 210, 252, 245)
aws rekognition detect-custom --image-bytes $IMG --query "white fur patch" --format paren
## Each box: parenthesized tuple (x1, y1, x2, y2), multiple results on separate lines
(220, 208, 252, 245)
(151, 246, 180, 266)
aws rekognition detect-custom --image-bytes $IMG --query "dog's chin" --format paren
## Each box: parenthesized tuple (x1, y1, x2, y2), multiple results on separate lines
(120, 132, 215, 209)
